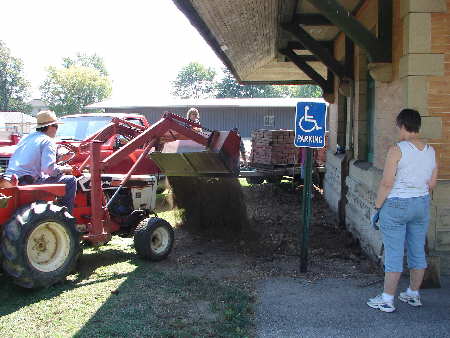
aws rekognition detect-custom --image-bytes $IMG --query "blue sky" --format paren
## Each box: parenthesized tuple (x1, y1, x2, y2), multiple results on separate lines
(0, 0, 224, 101)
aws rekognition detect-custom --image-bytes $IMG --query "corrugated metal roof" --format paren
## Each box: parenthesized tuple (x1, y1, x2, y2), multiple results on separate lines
(86, 97, 325, 109)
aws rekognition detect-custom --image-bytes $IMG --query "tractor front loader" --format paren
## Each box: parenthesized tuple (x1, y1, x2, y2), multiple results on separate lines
(0, 112, 241, 288)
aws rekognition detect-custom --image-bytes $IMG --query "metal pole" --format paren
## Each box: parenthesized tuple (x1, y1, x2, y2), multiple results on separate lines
(300, 147, 313, 273)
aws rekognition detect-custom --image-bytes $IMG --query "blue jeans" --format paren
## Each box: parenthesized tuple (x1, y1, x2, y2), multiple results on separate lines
(380, 195, 430, 272)
(36, 175, 77, 213)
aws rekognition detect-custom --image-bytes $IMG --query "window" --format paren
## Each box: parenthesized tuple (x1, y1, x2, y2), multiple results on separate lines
(367, 73, 375, 163)
(57, 116, 112, 140)
(337, 94, 347, 153)
(264, 115, 275, 128)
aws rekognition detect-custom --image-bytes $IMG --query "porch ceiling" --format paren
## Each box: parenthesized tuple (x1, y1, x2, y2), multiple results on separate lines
(173, 0, 364, 84)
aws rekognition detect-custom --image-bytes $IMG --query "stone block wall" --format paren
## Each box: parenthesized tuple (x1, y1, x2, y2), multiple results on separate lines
(323, 0, 450, 274)
(429, 181, 450, 274)
(345, 162, 383, 260)
(324, 151, 344, 214)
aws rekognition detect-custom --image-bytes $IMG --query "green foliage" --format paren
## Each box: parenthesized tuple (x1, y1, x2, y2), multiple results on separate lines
(171, 62, 217, 99)
(40, 64, 112, 115)
(289, 84, 323, 98)
(216, 69, 281, 98)
(174, 65, 323, 99)
(0, 40, 31, 112)
(216, 68, 322, 98)
(62, 52, 109, 76)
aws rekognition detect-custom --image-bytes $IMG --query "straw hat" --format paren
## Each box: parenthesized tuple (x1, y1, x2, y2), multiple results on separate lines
(36, 110, 62, 128)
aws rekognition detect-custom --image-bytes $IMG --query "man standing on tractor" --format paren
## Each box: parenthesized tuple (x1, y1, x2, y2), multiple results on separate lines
(5, 110, 76, 212)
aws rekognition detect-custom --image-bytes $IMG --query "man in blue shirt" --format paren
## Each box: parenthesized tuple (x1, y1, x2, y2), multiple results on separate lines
(6, 110, 77, 213)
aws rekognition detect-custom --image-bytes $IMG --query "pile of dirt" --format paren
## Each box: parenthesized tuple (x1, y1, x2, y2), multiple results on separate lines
(242, 183, 363, 259)
(167, 178, 376, 274)
(167, 177, 250, 241)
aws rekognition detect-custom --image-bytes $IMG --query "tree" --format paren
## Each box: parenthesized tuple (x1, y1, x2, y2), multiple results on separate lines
(216, 69, 282, 98)
(62, 52, 109, 76)
(0, 40, 31, 112)
(171, 62, 217, 99)
(40, 65, 112, 115)
(216, 68, 322, 98)
(289, 84, 323, 98)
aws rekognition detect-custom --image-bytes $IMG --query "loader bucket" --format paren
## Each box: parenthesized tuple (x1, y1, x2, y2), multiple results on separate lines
(150, 130, 241, 177)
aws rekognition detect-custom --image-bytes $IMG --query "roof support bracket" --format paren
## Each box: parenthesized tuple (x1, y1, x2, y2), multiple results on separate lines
(305, 0, 392, 63)
(281, 23, 349, 80)
(280, 48, 333, 95)
(293, 14, 333, 26)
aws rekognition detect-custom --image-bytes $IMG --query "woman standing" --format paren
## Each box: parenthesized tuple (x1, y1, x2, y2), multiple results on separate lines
(367, 109, 438, 313)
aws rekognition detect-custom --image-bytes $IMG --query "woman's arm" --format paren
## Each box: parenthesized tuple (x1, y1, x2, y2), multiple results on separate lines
(428, 159, 438, 191)
(374, 145, 401, 209)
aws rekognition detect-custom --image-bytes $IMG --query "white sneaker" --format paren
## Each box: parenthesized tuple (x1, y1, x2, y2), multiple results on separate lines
(367, 294, 396, 312)
(399, 292, 422, 307)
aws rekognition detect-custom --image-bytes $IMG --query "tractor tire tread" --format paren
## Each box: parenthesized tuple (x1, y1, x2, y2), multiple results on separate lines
(134, 217, 174, 262)
(1, 203, 82, 289)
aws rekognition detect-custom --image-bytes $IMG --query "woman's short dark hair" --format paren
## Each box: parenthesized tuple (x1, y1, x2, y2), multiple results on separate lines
(396, 109, 421, 133)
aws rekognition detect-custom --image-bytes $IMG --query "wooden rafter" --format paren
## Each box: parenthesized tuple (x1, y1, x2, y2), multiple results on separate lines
(280, 48, 332, 94)
(287, 41, 333, 51)
(293, 14, 332, 26)
(281, 23, 348, 79)
(285, 55, 319, 62)
(305, 0, 392, 63)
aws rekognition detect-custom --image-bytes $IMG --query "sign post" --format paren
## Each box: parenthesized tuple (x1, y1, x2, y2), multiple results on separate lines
(294, 101, 327, 273)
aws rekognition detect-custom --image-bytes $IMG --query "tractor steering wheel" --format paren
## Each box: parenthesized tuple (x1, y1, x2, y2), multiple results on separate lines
(56, 143, 77, 165)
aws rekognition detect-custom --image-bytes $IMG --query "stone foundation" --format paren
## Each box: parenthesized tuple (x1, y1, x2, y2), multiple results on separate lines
(344, 161, 383, 261)
(324, 151, 344, 214)
(429, 180, 450, 275)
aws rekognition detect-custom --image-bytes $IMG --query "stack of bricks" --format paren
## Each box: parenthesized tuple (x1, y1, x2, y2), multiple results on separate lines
(250, 129, 297, 166)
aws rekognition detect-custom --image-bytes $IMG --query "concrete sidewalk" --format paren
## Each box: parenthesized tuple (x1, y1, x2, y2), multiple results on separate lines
(256, 276, 450, 338)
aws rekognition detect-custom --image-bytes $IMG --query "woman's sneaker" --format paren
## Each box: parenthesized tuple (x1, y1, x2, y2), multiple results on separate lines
(367, 294, 396, 312)
(399, 292, 422, 307)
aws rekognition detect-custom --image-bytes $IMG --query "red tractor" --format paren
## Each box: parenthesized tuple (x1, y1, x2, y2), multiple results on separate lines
(0, 112, 240, 288)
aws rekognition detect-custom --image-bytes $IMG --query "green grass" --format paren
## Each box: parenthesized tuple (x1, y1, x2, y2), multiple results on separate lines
(0, 234, 253, 337)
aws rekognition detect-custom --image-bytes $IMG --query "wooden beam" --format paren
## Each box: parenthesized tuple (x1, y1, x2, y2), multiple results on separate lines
(293, 14, 332, 26)
(305, 0, 392, 63)
(287, 40, 333, 51)
(284, 54, 319, 62)
(282, 23, 347, 79)
(280, 48, 332, 93)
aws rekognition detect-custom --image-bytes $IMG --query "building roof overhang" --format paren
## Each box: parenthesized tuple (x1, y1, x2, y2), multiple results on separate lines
(172, 0, 392, 97)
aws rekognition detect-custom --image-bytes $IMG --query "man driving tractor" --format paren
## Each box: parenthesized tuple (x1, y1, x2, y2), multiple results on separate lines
(5, 110, 77, 212)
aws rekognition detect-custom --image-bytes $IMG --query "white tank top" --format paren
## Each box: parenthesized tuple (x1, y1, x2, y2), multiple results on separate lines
(388, 141, 436, 198)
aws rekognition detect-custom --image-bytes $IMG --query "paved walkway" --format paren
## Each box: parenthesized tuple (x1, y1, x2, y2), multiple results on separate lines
(256, 276, 450, 337)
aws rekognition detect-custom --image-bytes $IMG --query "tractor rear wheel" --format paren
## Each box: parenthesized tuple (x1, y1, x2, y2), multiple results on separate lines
(1, 202, 81, 288)
(134, 218, 174, 261)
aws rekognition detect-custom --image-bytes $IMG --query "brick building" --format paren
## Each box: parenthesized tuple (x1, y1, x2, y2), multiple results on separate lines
(174, 0, 450, 274)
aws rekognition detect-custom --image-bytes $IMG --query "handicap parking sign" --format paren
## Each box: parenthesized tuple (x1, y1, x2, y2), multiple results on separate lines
(295, 101, 327, 148)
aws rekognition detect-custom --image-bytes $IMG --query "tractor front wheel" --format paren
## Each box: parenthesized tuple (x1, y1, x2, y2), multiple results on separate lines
(1, 202, 81, 288)
(134, 218, 174, 261)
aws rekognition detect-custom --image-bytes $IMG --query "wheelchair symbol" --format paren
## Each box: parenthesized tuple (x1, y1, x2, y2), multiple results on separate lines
(298, 105, 323, 132)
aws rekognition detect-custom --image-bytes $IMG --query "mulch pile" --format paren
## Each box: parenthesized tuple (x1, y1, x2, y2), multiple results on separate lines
(167, 178, 367, 262)
(241, 183, 363, 258)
